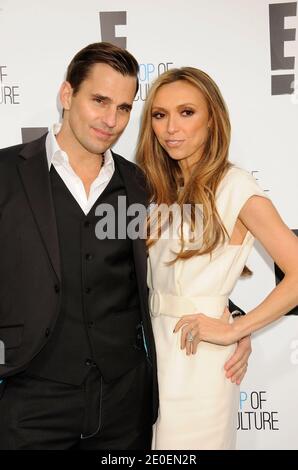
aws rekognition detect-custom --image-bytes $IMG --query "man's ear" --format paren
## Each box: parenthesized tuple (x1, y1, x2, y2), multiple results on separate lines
(59, 81, 73, 111)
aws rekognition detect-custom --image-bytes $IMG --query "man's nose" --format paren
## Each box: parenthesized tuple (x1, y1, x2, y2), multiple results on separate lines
(102, 107, 117, 128)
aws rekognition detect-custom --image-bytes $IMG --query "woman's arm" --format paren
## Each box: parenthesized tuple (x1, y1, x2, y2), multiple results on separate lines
(174, 195, 298, 349)
(231, 195, 298, 340)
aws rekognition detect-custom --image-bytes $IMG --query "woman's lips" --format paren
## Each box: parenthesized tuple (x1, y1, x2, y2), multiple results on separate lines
(165, 139, 184, 147)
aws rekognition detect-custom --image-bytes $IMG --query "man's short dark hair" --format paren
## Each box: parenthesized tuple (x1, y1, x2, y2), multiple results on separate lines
(66, 42, 139, 95)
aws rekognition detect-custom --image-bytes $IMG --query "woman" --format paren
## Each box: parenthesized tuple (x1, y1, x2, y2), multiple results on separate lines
(136, 67, 298, 450)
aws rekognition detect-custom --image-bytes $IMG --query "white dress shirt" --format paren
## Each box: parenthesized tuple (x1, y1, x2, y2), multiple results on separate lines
(45, 124, 115, 215)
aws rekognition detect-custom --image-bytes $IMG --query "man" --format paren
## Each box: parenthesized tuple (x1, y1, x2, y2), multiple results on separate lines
(0, 42, 251, 450)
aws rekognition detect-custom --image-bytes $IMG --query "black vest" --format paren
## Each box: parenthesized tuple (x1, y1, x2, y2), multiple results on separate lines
(27, 164, 146, 384)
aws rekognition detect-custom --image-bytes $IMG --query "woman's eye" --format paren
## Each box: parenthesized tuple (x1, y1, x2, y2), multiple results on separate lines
(182, 109, 194, 116)
(152, 112, 165, 119)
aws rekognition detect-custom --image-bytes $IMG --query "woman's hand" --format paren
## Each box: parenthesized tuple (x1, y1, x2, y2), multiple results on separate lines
(173, 307, 237, 355)
(224, 334, 251, 384)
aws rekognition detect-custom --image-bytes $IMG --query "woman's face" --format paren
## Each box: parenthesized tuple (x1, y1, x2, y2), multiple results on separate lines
(151, 80, 210, 168)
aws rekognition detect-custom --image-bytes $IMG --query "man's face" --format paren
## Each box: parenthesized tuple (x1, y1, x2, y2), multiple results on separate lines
(60, 63, 137, 157)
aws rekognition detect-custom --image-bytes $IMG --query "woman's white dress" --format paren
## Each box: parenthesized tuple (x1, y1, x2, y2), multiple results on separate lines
(148, 167, 266, 450)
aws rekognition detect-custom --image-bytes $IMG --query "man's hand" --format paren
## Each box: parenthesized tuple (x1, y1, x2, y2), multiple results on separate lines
(224, 334, 252, 384)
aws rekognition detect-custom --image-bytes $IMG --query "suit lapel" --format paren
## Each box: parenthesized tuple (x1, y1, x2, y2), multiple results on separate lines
(18, 135, 61, 281)
(114, 153, 149, 316)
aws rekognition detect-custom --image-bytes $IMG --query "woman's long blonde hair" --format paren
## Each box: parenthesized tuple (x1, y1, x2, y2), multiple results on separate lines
(136, 67, 233, 262)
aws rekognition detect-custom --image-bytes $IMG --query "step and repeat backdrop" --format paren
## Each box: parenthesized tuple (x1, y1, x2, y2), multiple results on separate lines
(0, 0, 297, 449)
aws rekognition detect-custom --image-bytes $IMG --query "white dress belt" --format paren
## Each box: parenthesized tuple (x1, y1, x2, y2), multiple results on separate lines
(149, 290, 228, 319)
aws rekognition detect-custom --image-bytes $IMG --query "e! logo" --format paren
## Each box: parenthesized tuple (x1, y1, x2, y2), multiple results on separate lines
(274, 229, 298, 315)
(99, 11, 127, 48)
(269, 2, 297, 95)
(21, 127, 48, 144)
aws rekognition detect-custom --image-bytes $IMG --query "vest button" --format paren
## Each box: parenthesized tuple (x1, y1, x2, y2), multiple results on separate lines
(85, 358, 92, 366)
(85, 253, 93, 261)
(45, 328, 50, 337)
(85, 287, 91, 294)
(54, 284, 60, 293)
(84, 220, 91, 228)
(88, 321, 94, 328)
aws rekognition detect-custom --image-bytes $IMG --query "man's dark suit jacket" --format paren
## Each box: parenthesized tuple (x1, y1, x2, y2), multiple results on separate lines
(0, 134, 158, 420)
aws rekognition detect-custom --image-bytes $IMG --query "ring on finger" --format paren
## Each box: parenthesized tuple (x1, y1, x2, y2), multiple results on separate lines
(187, 331, 195, 342)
